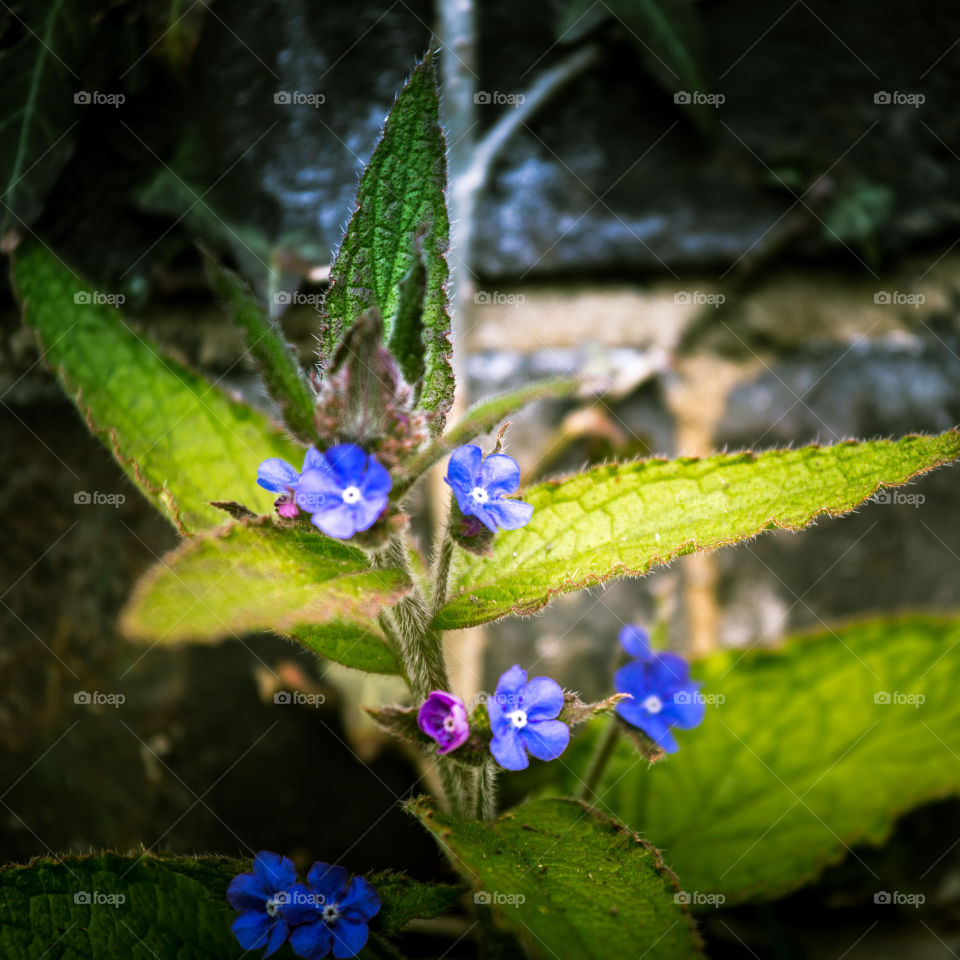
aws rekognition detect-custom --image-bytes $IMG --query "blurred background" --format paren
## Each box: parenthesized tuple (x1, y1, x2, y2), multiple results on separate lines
(1, 1, 960, 956)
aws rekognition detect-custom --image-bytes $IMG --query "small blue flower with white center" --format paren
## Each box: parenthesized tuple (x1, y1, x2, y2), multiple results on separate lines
(257, 447, 324, 518)
(293, 444, 392, 539)
(227, 850, 299, 957)
(488, 665, 570, 771)
(614, 625, 705, 753)
(284, 862, 381, 959)
(444, 444, 533, 533)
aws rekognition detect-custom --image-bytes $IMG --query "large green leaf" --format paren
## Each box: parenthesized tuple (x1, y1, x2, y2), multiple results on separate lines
(434, 432, 960, 630)
(319, 54, 453, 432)
(12, 242, 303, 532)
(553, 614, 960, 904)
(204, 249, 318, 445)
(0, 853, 461, 958)
(410, 796, 702, 959)
(121, 518, 407, 675)
(0, 0, 85, 234)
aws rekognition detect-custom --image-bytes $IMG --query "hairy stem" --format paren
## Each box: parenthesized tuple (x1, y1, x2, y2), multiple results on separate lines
(575, 714, 622, 803)
(476, 758, 498, 821)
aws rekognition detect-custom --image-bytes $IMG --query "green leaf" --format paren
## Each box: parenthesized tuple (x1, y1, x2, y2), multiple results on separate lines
(0, 853, 459, 958)
(409, 796, 702, 959)
(0, 852, 241, 958)
(434, 432, 960, 630)
(397, 377, 577, 493)
(554, 614, 960, 905)
(367, 871, 464, 936)
(121, 518, 407, 675)
(203, 249, 318, 444)
(12, 242, 304, 532)
(0, 0, 84, 235)
(320, 54, 453, 433)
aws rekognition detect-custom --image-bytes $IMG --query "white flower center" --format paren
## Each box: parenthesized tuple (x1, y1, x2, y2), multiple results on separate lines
(341, 485, 362, 504)
(642, 694, 663, 714)
(470, 486, 489, 504)
(265, 892, 286, 917)
(443, 716, 457, 733)
(506, 709, 528, 729)
(322, 903, 340, 924)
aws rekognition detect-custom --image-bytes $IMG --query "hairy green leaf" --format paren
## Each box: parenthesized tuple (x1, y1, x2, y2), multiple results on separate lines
(410, 796, 702, 959)
(367, 871, 463, 936)
(203, 249, 317, 444)
(0, 0, 84, 235)
(434, 432, 960, 630)
(320, 54, 453, 432)
(121, 518, 408, 675)
(12, 242, 303, 532)
(554, 614, 960, 904)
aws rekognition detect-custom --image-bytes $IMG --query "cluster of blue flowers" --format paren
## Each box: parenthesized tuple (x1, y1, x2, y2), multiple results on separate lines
(228, 851, 380, 959)
(258, 442, 532, 540)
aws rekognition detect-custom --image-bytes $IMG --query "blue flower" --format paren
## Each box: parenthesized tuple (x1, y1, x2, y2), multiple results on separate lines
(488, 665, 570, 771)
(445, 445, 533, 533)
(227, 850, 299, 957)
(294, 444, 392, 539)
(258, 447, 324, 518)
(614, 625, 705, 753)
(285, 862, 381, 960)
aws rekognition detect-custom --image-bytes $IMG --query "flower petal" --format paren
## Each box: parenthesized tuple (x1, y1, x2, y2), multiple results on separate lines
(284, 883, 323, 926)
(290, 920, 333, 960)
(339, 876, 381, 922)
(478, 453, 520, 497)
(495, 664, 528, 700)
(325, 444, 368, 487)
(359, 455, 392, 499)
(306, 862, 349, 903)
(490, 730, 529, 771)
(295, 468, 341, 514)
(264, 917, 289, 958)
(257, 459, 300, 493)
(614, 661, 650, 702)
(232, 911, 272, 951)
(446, 445, 483, 497)
(310, 502, 359, 539)
(331, 916, 370, 959)
(616, 700, 679, 752)
(663, 686, 706, 729)
(302, 446, 324, 473)
(253, 851, 297, 892)
(619, 625, 651, 660)
(520, 720, 570, 762)
(227, 871, 266, 913)
(460, 500, 498, 532)
(483, 498, 534, 531)
(349, 494, 387, 533)
(522, 677, 565, 722)
(648, 652, 692, 690)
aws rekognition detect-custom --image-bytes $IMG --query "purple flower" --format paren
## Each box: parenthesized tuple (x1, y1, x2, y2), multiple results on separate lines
(444, 445, 533, 533)
(417, 691, 470, 755)
(295, 444, 392, 539)
(227, 850, 299, 957)
(488, 665, 569, 771)
(285, 862, 381, 960)
(615, 625, 705, 753)
(258, 447, 324, 518)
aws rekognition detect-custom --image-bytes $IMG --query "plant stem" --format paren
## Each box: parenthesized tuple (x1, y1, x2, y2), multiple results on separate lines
(575, 714, 621, 803)
(476, 758, 498, 821)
